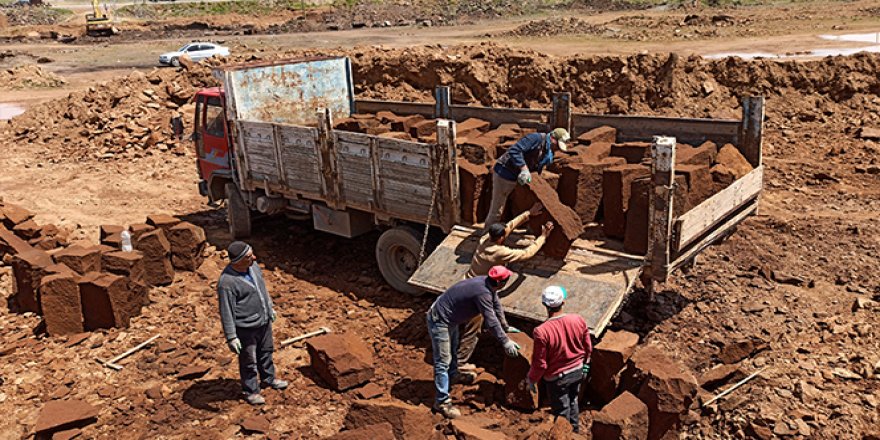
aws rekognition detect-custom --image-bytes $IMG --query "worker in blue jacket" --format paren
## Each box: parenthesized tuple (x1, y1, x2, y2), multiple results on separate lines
(484, 128, 570, 226)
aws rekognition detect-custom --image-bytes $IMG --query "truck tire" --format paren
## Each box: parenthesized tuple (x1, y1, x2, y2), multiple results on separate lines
(171, 57, 180, 67)
(376, 226, 424, 296)
(226, 183, 251, 239)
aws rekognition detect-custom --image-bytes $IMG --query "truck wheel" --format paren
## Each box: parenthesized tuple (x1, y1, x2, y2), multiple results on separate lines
(226, 183, 251, 239)
(376, 226, 424, 296)
(171, 57, 180, 67)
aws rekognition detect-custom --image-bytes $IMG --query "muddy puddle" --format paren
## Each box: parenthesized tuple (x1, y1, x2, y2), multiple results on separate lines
(705, 31, 880, 60)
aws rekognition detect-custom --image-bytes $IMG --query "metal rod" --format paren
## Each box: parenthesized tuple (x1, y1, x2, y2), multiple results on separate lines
(703, 367, 767, 407)
(280, 327, 330, 347)
(98, 334, 161, 370)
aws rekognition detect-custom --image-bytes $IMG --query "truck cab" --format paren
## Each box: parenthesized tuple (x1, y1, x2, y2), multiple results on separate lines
(193, 87, 233, 203)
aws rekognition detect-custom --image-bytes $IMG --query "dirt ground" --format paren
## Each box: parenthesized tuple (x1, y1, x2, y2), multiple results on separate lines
(1, 0, 879, 439)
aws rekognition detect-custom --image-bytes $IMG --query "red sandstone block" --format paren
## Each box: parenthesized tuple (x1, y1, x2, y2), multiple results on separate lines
(543, 171, 560, 191)
(306, 333, 375, 391)
(30, 236, 58, 251)
(623, 176, 688, 255)
(33, 399, 98, 437)
(99, 225, 124, 241)
(129, 223, 155, 244)
(40, 273, 84, 336)
(591, 391, 649, 440)
(714, 144, 753, 178)
(377, 131, 413, 141)
(390, 115, 425, 133)
(710, 164, 737, 191)
(586, 330, 640, 405)
(327, 423, 396, 440)
(78, 272, 140, 330)
(366, 126, 391, 136)
(0, 225, 34, 256)
(13, 218, 41, 239)
(511, 174, 584, 259)
(102, 250, 146, 286)
(12, 248, 53, 313)
(610, 142, 652, 164)
(461, 134, 501, 164)
(146, 214, 181, 234)
(343, 400, 435, 440)
(101, 232, 123, 249)
(408, 119, 436, 138)
(135, 229, 174, 286)
(375, 111, 406, 125)
(502, 332, 539, 410)
(458, 159, 492, 224)
(675, 164, 714, 208)
(557, 158, 623, 225)
(0, 203, 34, 229)
(602, 164, 651, 238)
(577, 126, 617, 146)
(53, 246, 102, 275)
(167, 222, 206, 271)
(619, 345, 698, 440)
(677, 141, 717, 166)
(456, 118, 491, 138)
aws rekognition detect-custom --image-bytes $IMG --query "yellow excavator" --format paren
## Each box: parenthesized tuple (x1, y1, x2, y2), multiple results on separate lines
(85, 0, 118, 36)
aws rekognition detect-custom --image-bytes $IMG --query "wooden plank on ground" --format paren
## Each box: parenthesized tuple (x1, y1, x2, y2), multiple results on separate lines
(675, 165, 763, 250)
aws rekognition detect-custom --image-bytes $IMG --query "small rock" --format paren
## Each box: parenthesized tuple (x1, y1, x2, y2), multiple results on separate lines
(853, 297, 877, 312)
(241, 415, 271, 434)
(832, 368, 861, 380)
(177, 365, 210, 380)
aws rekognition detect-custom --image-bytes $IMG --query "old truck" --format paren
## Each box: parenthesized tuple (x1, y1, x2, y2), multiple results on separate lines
(192, 56, 765, 335)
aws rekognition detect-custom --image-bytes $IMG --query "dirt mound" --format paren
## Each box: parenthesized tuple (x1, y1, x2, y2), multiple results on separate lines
(502, 17, 606, 37)
(0, 64, 64, 89)
(3, 61, 217, 161)
(2, 5, 71, 26)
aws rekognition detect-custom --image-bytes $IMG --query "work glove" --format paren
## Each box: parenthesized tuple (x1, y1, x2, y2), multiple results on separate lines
(582, 363, 591, 376)
(270, 310, 276, 323)
(227, 338, 242, 355)
(517, 170, 532, 186)
(507, 326, 522, 334)
(503, 339, 521, 357)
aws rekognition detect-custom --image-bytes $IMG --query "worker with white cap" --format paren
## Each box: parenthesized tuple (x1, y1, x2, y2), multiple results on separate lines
(485, 127, 571, 226)
(525, 285, 592, 433)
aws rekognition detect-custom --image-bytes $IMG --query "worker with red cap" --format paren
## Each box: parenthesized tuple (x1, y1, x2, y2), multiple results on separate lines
(426, 265, 520, 419)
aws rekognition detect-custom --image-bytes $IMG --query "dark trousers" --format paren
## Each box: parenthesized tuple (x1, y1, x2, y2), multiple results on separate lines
(545, 368, 584, 432)
(236, 324, 276, 395)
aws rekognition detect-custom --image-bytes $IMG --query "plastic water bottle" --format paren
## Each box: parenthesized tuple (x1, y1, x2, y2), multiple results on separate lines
(121, 230, 133, 252)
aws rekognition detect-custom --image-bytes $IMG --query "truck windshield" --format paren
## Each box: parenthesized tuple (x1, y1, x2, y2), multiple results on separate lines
(205, 97, 225, 137)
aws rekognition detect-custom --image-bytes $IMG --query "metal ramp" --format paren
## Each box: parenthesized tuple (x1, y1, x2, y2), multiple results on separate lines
(408, 225, 644, 336)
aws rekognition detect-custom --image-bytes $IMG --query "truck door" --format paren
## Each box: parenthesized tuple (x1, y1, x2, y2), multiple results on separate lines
(195, 94, 231, 181)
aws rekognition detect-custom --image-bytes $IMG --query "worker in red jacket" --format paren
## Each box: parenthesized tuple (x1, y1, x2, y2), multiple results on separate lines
(525, 285, 592, 433)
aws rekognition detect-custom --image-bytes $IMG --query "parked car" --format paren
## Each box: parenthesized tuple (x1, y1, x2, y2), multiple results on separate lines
(159, 42, 229, 67)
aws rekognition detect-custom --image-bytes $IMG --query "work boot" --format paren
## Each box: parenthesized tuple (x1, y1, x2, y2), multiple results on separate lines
(262, 378, 288, 390)
(244, 393, 265, 405)
(432, 400, 461, 419)
(450, 371, 477, 385)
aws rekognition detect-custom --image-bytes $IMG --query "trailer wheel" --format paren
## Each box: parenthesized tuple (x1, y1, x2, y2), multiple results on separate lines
(376, 226, 424, 296)
(226, 183, 252, 239)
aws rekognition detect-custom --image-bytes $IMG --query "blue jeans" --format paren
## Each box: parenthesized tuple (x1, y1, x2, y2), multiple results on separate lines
(427, 308, 460, 405)
(236, 324, 276, 395)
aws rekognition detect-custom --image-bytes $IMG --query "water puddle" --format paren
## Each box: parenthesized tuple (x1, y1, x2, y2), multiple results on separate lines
(705, 31, 880, 60)
(0, 103, 26, 120)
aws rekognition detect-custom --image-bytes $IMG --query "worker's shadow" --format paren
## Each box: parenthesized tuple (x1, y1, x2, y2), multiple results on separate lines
(182, 378, 241, 412)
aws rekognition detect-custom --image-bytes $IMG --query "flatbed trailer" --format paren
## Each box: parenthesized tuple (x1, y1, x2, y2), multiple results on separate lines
(192, 56, 764, 336)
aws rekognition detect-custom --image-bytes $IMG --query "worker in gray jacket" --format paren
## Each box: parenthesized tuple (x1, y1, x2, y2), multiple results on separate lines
(218, 241, 288, 405)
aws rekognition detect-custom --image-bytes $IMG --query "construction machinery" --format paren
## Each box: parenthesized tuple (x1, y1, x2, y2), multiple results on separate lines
(85, 0, 117, 36)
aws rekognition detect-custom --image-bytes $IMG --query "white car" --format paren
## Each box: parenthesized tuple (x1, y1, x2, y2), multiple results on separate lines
(159, 42, 230, 67)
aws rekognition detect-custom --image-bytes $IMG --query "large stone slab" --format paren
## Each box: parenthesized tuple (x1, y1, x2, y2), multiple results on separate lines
(306, 333, 375, 391)
(502, 332, 539, 410)
(591, 391, 649, 440)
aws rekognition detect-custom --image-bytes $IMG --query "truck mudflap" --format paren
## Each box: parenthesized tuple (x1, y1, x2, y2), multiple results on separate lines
(407, 226, 643, 336)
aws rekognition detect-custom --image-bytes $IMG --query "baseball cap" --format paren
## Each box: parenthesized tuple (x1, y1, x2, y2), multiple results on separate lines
(550, 128, 570, 152)
(542, 285, 567, 308)
(488, 266, 512, 283)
